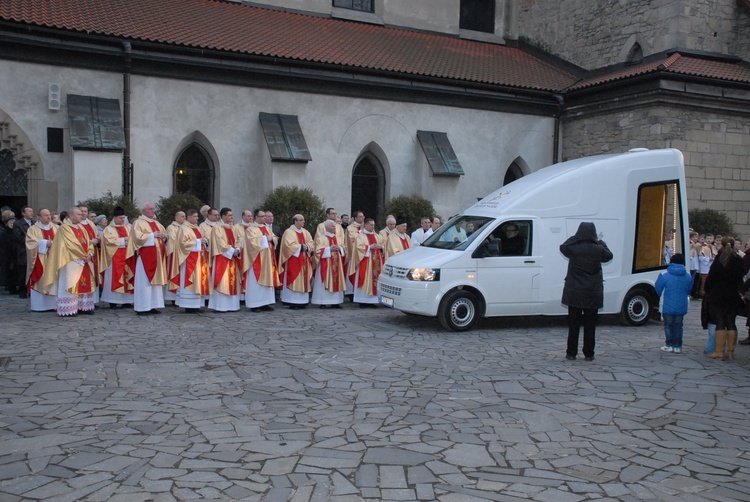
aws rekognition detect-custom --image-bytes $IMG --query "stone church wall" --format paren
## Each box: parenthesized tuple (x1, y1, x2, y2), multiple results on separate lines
(562, 108, 750, 237)
(516, 0, 742, 70)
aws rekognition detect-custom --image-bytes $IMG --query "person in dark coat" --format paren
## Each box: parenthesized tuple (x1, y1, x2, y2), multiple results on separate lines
(0, 211, 15, 292)
(12, 206, 35, 298)
(704, 236, 745, 360)
(560, 222, 613, 361)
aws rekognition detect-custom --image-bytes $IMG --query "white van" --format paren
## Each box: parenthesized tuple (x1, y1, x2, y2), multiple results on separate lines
(378, 148, 689, 331)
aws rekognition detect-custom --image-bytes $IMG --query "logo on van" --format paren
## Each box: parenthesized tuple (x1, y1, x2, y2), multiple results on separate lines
(475, 190, 511, 208)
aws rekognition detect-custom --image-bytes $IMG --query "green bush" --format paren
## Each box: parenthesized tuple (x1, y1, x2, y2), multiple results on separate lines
(384, 194, 436, 232)
(688, 208, 734, 236)
(155, 193, 207, 228)
(262, 185, 325, 235)
(77, 191, 139, 221)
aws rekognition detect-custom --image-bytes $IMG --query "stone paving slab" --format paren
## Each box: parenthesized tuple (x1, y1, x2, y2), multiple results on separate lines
(1, 294, 750, 500)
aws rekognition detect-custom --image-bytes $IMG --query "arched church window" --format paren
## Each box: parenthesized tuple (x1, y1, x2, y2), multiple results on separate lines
(503, 161, 524, 186)
(173, 143, 214, 205)
(626, 42, 644, 65)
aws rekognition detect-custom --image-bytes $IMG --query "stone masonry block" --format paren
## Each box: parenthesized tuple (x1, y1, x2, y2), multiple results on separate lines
(703, 189, 732, 201)
(705, 153, 728, 169)
(726, 132, 746, 146)
(691, 178, 714, 189)
(726, 179, 744, 190)
(706, 200, 727, 211)
(707, 131, 726, 144)
(704, 167, 722, 179)
(687, 130, 707, 143)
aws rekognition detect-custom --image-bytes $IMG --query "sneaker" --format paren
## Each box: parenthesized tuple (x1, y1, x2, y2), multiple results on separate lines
(673, 347, 681, 354)
(660, 346, 673, 352)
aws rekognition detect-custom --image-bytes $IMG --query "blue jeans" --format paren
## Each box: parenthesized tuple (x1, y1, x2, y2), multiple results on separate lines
(663, 314, 684, 348)
(705, 323, 716, 354)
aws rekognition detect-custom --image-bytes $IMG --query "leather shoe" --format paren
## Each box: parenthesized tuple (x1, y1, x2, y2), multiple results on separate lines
(565, 355, 576, 360)
(584, 356, 595, 361)
(739, 336, 750, 345)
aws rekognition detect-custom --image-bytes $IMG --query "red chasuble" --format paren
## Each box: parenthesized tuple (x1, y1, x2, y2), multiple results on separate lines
(321, 234, 344, 293)
(213, 226, 238, 294)
(357, 233, 384, 296)
(111, 226, 135, 293)
(139, 220, 166, 282)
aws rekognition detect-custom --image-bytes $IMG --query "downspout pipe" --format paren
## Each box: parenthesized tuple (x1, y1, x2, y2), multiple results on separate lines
(122, 41, 132, 200)
(553, 94, 564, 164)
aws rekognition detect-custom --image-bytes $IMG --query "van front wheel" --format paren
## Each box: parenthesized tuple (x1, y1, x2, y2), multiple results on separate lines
(439, 290, 479, 331)
(620, 288, 652, 326)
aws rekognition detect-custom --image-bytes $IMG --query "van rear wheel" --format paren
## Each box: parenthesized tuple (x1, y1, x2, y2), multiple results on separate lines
(439, 290, 479, 331)
(620, 288, 652, 326)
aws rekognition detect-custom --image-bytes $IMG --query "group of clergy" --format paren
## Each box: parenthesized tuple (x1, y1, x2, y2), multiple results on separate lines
(25, 204, 419, 316)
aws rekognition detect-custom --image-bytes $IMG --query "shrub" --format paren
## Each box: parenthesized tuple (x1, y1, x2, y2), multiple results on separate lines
(384, 194, 436, 232)
(77, 191, 139, 221)
(155, 192, 207, 228)
(688, 208, 734, 237)
(262, 185, 326, 235)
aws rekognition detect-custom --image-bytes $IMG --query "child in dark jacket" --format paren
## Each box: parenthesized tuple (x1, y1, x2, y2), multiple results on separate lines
(655, 253, 694, 353)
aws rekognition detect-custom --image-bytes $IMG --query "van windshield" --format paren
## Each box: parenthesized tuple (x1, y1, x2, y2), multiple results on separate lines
(423, 216, 495, 251)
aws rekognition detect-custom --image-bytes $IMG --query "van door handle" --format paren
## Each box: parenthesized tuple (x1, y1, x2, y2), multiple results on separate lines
(524, 260, 536, 264)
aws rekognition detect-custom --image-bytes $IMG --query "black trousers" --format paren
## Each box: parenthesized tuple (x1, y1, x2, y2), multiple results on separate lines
(567, 307, 597, 358)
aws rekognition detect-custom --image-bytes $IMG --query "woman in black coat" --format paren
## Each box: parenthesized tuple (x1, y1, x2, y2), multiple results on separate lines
(0, 214, 16, 292)
(704, 236, 745, 360)
(560, 222, 614, 361)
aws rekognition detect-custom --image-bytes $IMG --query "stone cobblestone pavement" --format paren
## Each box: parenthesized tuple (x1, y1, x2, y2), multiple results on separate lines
(1, 294, 749, 501)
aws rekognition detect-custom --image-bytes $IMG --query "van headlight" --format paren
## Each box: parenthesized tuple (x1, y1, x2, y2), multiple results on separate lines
(407, 268, 440, 281)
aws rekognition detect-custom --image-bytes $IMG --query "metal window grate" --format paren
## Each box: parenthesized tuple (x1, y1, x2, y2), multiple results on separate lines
(259, 113, 312, 163)
(417, 130, 464, 177)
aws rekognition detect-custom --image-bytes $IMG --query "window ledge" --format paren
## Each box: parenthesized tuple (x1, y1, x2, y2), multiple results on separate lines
(332, 6, 383, 25)
(459, 29, 506, 45)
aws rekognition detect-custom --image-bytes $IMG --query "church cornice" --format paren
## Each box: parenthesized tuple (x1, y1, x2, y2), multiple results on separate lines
(562, 71, 750, 119)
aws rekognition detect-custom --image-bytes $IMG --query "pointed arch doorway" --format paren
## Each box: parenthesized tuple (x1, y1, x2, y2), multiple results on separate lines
(0, 149, 28, 212)
(351, 153, 385, 223)
(173, 143, 215, 205)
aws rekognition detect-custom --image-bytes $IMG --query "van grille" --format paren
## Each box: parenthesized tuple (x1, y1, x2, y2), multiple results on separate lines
(380, 283, 402, 296)
(383, 265, 410, 279)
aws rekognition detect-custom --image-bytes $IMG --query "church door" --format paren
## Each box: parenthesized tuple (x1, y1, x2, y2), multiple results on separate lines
(351, 154, 385, 223)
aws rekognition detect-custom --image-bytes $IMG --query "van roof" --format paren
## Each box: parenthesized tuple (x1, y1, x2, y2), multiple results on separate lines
(465, 148, 684, 218)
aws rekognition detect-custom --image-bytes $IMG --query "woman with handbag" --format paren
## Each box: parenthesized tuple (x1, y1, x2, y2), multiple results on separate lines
(704, 236, 745, 360)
